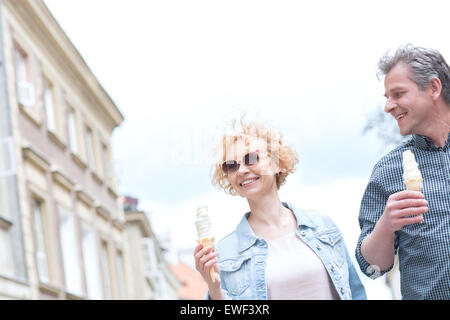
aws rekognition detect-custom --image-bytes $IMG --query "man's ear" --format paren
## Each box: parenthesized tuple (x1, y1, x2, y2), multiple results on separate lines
(428, 77, 442, 101)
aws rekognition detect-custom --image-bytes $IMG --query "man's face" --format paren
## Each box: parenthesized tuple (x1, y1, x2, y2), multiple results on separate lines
(384, 63, 434, 136)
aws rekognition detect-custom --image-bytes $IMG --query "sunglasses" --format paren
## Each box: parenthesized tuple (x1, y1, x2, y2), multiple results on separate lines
(221, 150, 268, 174)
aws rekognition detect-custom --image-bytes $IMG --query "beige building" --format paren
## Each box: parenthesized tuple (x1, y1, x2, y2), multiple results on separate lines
(0, 0, 130, 299)
(123, 196, 180, 299)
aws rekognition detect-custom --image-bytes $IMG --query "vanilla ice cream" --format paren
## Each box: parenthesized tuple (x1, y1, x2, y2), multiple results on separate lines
(402, 150, 423, 191)
(195, 206, 215, 282)
(195, 206, 213, 240)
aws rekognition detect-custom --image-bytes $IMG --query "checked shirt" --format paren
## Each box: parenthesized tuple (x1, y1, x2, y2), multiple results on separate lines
(355, 133, 450, 299)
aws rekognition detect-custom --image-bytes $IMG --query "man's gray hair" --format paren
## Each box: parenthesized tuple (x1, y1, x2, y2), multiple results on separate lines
(378, 44, 450, 105)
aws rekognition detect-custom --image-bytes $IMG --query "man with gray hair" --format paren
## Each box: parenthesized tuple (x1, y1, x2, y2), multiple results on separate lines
(355, 44, 450, 299)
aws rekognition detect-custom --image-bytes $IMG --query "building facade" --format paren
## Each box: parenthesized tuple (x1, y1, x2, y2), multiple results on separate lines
(123, 196, 180, 299)
(0, 0, 130, 299)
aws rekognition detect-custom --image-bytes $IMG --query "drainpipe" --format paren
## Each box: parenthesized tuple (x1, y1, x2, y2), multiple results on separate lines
(0, 0, 28, 282)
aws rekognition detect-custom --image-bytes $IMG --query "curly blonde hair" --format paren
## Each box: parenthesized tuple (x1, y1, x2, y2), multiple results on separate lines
(211, 117, 298, 196)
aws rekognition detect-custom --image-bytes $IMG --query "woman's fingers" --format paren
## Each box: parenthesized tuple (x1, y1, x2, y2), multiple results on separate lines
(203, 252, 218, 266)
(193, 245, 221, 287)
(193, 243, 203, 254)
(201, 252, 218, 272)
(194, 246, 217, 272)
(194, 245, 211, 261)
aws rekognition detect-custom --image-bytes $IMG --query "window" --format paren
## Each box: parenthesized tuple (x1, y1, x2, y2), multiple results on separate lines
(115, 250, 126, 299)
(58, 205, 82, 296)
(67, 108, 79, 155)
(101, 142, 112, 183)
(81, 224, 103, 299)
(141, 238, 158, 277)
(32, 198, 50, 283)
(0, 144, 16, 277)
(100, 240, 112, 299)
(0, 222, 14, 276)
(14, 47, 27, 83)
(85, 127, 97, 171)
(14, 44, 36, 111)
(43, 78, 57, 133)
(0, 138, 16, 219)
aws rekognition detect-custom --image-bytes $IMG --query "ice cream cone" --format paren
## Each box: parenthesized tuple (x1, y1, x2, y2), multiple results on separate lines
(404, 180, 423, 192)
(403, 180, 423, 223)
(402, 150, 425, 223)
(405, 179, 424, 222)
(197, 237, 215, 282)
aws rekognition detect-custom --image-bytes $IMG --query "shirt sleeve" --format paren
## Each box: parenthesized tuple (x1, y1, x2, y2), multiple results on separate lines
(355, 163, 399, 279)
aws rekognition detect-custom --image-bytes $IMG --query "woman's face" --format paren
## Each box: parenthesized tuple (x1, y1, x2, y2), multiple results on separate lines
(223, 137, 279, 200)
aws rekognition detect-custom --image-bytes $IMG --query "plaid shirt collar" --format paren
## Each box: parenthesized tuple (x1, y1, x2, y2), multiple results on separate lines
(413, 132, 450, 151)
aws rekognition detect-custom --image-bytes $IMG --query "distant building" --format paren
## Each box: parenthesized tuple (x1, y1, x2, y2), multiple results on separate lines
(122, 195, 139, 212)
(122, 196, 180, 299)
(0, 0, 130, 299)
(168, 260, 208, 300)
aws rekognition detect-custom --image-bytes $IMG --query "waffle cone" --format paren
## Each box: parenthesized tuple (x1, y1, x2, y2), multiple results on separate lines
(197, 237, 215, 282)
(404, 179, 424, 223)
(404, 180, 423, 192)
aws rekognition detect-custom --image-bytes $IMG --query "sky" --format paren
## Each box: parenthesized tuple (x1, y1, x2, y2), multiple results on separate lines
(43, 0, 450, 299)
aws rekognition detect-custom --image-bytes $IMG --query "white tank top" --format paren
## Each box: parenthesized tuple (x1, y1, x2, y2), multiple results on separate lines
(265, 232, 340, 300)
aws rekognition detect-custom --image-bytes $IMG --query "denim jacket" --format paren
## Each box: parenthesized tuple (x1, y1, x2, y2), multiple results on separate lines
(209, 202, 366, 300)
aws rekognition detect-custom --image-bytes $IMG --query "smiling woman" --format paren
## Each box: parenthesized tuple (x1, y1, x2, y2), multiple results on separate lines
(193, 116, 367, 300)
(211, 117, 297, 196)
